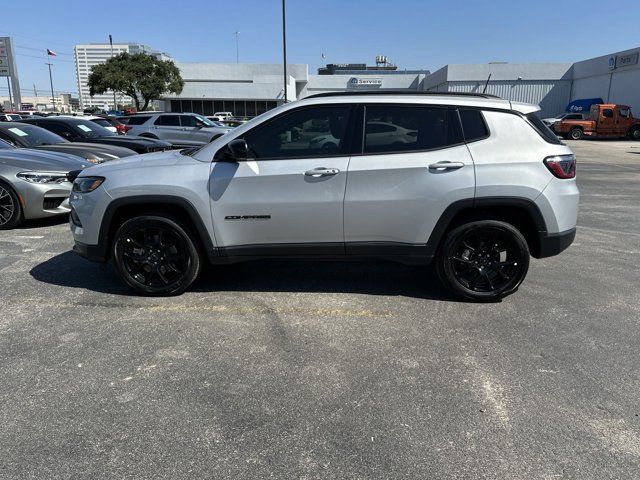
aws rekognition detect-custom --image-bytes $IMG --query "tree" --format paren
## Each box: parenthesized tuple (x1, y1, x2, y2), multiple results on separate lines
(88, 52, 184, 111)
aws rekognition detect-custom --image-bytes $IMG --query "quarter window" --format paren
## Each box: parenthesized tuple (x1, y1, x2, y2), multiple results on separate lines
(154, 115, 181, 126)
(242, 106, 351, 159)
(126, 116, 152, 125)
(459, 109, 489, 142)
(363, 106, 462, 154)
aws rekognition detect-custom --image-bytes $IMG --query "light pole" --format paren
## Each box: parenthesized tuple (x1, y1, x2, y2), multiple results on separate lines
(234, 31, 240, 63)
(282, 0, 288, 103)
(109, 34, 117, 110)
(46, 61, 55, 112)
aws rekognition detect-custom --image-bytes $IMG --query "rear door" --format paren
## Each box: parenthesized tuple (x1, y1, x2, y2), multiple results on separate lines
(209, 104, 354, 253)
(152, 114, 184, 144)
(344, 104, 475, 253)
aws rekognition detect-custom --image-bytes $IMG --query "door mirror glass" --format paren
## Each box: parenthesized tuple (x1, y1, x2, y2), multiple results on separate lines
(217, 138, 248, 162)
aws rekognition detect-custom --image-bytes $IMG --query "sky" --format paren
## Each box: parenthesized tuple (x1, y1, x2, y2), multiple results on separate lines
(1, 0, 637, 97)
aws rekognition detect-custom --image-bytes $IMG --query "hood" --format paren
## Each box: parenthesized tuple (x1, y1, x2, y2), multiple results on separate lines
(0, 148, 90, 172)
(35, 142, 137, 160)
(79, 149, 187, 176)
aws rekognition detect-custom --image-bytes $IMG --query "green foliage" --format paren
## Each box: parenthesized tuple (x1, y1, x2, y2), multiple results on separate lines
(88, 52, 184, 111)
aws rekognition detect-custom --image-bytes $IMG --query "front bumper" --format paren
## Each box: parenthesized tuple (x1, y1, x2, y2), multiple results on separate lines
(13, 180, 72, 220)
(73, 240, 108, 262)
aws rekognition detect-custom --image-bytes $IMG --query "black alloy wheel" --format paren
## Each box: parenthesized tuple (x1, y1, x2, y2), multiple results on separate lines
(0, 181, 22, 230)
(438, 220, 530, 302)
(112, 215, 201, 295)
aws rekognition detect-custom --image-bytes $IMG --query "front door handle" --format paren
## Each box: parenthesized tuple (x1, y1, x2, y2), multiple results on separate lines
(304, 167, 340, 177)
(428, 161, 465, 171)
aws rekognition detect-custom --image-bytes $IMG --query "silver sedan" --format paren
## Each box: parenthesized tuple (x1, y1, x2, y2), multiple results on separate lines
(0, 139, 89, 229)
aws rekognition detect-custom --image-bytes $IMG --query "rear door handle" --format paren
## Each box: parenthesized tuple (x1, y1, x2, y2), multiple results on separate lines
(428, 161, 465, 171)
(305, 167, 340, 177)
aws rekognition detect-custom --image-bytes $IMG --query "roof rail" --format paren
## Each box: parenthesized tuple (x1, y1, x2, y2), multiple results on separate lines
(305, 90, 502, 100)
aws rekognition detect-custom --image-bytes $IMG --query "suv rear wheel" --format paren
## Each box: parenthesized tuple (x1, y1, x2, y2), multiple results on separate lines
(112, 215, 202, 296)
(437, 220, 530, 302)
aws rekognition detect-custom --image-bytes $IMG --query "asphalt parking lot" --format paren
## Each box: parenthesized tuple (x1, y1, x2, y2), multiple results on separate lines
(1, 140, 640, 479)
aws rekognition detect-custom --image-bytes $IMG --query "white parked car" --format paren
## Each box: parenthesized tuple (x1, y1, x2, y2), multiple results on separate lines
(70, 91, 578, 301)
(211, 111, 233, 122)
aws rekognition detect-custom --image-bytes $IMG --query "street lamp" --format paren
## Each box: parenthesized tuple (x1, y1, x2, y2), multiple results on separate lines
(109, 34, 117, 111)
(234, 31, 240, 63)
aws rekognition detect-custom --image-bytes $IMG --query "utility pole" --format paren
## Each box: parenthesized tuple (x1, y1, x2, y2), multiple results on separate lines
(109, 34, 117, 110)
(46, 62, 55, 112)
(6, 77, 13, 111)
(33, 83, 37, 97)
(234, 31, 240, 63)
(281, 0, 288, 103)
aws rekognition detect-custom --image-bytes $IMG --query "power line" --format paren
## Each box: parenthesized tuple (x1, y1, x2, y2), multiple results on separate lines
(0, 29, 74, 49)
(15, 52, 74, 63)
(16, 45, 73, 56)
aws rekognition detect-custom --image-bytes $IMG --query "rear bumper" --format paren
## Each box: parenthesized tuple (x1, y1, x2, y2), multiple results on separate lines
(535, 228, 576, 258)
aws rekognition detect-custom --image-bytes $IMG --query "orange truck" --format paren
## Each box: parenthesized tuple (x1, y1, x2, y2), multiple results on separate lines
(554, 104, 640, 140)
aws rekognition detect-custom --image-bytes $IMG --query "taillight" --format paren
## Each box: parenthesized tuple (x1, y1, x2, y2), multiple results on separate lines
(544, 154, 576, 179)
(119, 125, 132, 134)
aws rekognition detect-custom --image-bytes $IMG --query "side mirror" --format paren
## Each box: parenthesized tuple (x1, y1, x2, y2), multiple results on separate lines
(217, 138, 248, 162)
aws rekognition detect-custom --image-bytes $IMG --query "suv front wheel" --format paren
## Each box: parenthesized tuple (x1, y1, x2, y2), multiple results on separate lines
(112, 215, 202, 296)
(437, 220, 530, 302)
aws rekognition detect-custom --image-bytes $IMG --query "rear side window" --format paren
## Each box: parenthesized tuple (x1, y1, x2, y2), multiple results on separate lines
(602, 109, 614, 118)
(525, 113, 563, 145)
(126, 116, 151, 125)
(363, 105, 462, 154)
(154, 115, 181, 126)
(459, 109, 489, 142)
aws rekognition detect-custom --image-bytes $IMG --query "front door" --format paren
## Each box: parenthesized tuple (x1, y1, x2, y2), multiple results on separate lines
(344, 104, 475, 252)
(598, 107, 616, 136)
(152, 114, 185, 144)
(181, 114, 210, 145)
(209, 104, 353, 255)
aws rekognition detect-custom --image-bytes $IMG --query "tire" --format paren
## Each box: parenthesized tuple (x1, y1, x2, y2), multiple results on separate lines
(112, 215, 202, 296)
(629, 127, 640, 140)
(0, 181, 23, 230)
(436, 220, 530, 302)
(569, 127, 583, 140)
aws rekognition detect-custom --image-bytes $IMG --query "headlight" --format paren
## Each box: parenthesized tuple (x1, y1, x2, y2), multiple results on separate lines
(17, 172, 69, 184)
(72, 176, 105, 193)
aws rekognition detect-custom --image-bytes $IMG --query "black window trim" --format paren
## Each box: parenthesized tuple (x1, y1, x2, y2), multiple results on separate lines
(352, 103, 467, 157)
(237, 103, 357, 161)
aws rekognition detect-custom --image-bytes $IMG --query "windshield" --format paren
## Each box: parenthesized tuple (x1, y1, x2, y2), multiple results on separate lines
(4, 124, 67, 146)
(70, 119, 116, 138)
(193, 114, 218, 128)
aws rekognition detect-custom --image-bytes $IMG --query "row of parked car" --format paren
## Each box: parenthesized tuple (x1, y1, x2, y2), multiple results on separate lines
(0, 113, 237, 229)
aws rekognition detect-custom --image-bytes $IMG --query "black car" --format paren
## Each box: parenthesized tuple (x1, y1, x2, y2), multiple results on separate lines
(19, 117, 172, 154)
(0, 121, 137, 164)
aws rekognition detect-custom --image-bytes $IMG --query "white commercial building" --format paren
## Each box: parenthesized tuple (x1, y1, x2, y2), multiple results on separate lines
(151, 47, 639, 119)
(74, 43, 168, 109)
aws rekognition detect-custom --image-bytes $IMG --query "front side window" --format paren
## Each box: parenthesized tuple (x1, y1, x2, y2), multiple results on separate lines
(363, 105, 462, 154)
(619, 108, 630, 118)
(154, 115, 181, 126)
(242, 105, 351, 159)
(181, 114, 216, 127)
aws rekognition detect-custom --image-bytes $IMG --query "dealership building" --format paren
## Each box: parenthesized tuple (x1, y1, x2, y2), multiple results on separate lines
(155, 46, 639, 119)
(72, 45, 640, 118)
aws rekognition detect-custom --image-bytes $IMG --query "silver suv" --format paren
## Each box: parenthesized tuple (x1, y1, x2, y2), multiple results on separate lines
(125, 112, 232, 147)
(69, 92, 579, 301)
